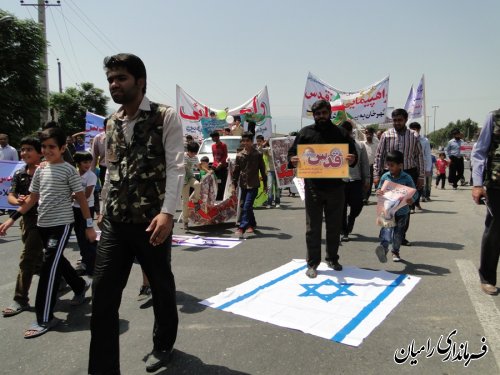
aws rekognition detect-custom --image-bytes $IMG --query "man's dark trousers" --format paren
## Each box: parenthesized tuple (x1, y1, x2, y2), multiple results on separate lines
(89, 217, 178, 374)
(305, 182, 345, 268)
(479, 189, 500, 286)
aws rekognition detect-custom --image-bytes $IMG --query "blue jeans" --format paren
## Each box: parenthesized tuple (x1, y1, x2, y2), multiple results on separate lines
(266, 171, 280, 205)
(379, 214, 408, 254)
(239, 188, 258, 230)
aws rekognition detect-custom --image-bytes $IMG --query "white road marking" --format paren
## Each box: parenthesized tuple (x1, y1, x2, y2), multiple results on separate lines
(456, 259, 500, 370)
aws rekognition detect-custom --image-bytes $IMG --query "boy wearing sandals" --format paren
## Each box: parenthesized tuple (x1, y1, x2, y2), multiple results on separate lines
(0, 127, 97, 338)
(2, 137, 44, 318)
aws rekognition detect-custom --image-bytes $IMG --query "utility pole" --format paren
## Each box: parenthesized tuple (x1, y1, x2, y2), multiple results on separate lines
(432, 105, 439, 134)
(57, 58, 62, 93)
(20, 0, 61, 126)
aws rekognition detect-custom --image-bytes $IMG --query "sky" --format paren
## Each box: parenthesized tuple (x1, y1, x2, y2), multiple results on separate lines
(2, 0, 500, 135)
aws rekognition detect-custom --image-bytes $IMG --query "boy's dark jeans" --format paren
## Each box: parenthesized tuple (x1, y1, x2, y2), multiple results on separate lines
(239, 188, 258, 229)
(73, 206, 96, 275)
(379, 214, 409, 253)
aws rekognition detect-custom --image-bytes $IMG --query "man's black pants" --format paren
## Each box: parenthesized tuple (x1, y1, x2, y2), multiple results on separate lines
(305, 183, 345, 268)
(448, 156, 464, 188)
(88, 217, 178, 374)
(342, 180, 364, 235)
(479, 189, 500, 286)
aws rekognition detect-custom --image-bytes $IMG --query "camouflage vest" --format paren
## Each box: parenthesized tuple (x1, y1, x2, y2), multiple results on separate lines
(105, 102, 167, 223)
(485, 109, 500, 189)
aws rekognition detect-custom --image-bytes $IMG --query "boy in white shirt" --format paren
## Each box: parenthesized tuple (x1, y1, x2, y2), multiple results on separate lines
(73, 151, 97, 276)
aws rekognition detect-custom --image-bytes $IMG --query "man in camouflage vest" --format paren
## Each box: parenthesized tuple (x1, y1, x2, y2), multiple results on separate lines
(89, 54, 184, 374)
(471, 108, 500, 296)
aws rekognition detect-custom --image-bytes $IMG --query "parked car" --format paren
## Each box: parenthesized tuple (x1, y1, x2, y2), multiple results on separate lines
(197, 136, 242, 165)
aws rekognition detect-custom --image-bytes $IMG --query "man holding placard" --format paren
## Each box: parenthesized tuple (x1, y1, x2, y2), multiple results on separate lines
(288, 99, 357, 278)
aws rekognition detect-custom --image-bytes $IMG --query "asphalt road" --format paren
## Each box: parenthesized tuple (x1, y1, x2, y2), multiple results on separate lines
(0, 176, 499, 375)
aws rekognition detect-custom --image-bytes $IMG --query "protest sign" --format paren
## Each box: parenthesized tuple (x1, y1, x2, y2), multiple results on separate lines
(269, 136, 295, 188)
(376, 180, 417, 227)
(302, 72, 389, 124)
(85, 112, 106, 149)
(0, 160, 25, 209)
(296, 144, 349, 179)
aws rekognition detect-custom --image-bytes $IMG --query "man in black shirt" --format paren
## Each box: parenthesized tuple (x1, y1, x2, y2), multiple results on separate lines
(288, 100, 357, 278)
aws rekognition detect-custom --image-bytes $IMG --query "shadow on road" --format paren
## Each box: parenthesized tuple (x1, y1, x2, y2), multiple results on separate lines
(392, 259, 451, 277)
(410, 241, 464, 250)
(153, 349, 251, 375)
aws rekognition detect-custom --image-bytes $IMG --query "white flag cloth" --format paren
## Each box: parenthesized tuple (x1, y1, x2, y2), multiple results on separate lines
(404, 75, 425, 120)
(302, 73, 390, 124)
(201, 259, 420, 346)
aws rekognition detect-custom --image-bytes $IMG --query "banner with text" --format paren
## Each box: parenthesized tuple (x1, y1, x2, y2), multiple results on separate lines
(85, 112, 106, 150)
(177, 85, 273, 141)
(302, 72, 389, 124)
(0, 160, 25, 210)
(404, 75, 425, 120)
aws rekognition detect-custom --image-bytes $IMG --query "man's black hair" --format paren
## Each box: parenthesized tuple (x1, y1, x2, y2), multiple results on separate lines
(256, 134, 264, 141)
(74, 151, 93, 164)
(234, 115, 241, 122)
(103, 53, 147, 94)
(39, 127, 66, 148)
(391, 108, 408, 120)
(386, 150, 404, 164)
(210, 131, 220, 138)
(186, 141, 200, 153)
(408, 122, 421, 130)
(451, 128, 461, 136)
(311, 99, 331, 114)
(365, 127, 375, 134)
(241, 131, 254, 141)
(20, 136, 42, 154)
(43, 121, 59, 130)
(200, 156, 209, 163)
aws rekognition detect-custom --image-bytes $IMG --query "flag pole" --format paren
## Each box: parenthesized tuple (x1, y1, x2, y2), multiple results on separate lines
(422, 74, 427, 136)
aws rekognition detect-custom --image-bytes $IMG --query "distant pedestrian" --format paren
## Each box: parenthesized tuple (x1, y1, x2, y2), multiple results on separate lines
(0, 134, 19, 161)
(435, 152, 448, 189)
(446, 128, 465, 190)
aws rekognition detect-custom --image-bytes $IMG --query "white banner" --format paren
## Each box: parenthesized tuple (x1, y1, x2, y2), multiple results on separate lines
(404, 75, 425, 120)
(177, 85, 273, 142)
(0, 160, 25, 210)
(302, 72, 389, 124)
(85, 112, 106, 150)
(201, 259, 420, 346)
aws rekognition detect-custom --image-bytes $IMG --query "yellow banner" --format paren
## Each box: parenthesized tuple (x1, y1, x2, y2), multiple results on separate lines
(296, 144, 349, 178)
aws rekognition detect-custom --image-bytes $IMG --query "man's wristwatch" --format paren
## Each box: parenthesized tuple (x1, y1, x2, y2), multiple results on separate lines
(86, 218, 94, 228)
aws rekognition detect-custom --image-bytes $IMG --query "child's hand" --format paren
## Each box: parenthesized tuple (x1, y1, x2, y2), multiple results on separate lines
(0, 219, 14, 236)
(375, 189, 383, 196)
(406, 198, 413, 205)
(17, 195, 27, 205)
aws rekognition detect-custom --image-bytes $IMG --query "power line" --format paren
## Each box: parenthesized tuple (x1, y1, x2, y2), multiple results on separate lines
(57, 6, 85, 80)
(66, 0, 119, 52)
(48, 6, 81, 83)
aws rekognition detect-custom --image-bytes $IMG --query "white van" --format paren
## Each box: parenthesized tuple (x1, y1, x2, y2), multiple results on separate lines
(197, 136, 242, 165)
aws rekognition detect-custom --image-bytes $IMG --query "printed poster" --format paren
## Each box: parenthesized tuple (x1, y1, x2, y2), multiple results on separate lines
(376, 180, 416, 227)
(269, 136, 296, 188)
(296, 144, 349, 179)
(0, 161, 25, 210)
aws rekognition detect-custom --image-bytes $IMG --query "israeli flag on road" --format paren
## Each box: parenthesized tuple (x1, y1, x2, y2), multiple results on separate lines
(201, 259, 420, 346)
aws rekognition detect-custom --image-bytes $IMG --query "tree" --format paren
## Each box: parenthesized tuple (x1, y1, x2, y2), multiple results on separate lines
(428, 118, 479, 148)
(0, 10, 46, 146)
(50, 82, 109, 136)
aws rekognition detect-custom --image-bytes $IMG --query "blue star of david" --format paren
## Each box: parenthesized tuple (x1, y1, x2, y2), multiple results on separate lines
(299, 279, 356, 302)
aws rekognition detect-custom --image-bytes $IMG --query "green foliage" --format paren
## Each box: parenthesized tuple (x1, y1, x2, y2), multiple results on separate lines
(0, 10, 46, 146)
(427, 118, 479, 148)
(50, 82, 109, 136)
